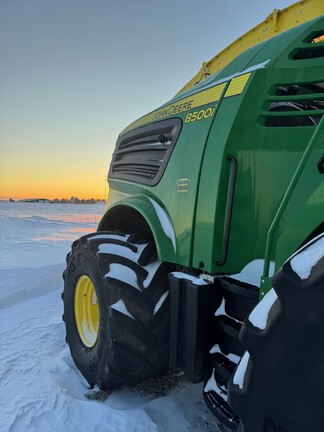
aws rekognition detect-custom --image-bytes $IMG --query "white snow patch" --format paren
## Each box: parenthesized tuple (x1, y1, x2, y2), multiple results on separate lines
(111, 300, 135, 319)
(290, 236, 324, 280)
(215, 298, 225, 316)
(231, 259, 275, 287)
(105, 263, 141, 291)
(204, 369, 228, 401)
(214, 299, 242, 326)
(153, 291, 169, 315)
(98, 242, 146, 261)
(81, 319, 98, 345)
(233, 352, 250, 390)
(0, 202, 103, 270)
(171, 271, 208, 285)
(88, 233, 127, 241)
(209, 344, 241, 364)
(147, 198, 176, 251)
(248, 288, 278, 330)
(143, 260, 162, 288)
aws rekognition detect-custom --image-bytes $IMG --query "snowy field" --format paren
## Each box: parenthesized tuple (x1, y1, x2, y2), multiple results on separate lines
(0, 202, 226, 432)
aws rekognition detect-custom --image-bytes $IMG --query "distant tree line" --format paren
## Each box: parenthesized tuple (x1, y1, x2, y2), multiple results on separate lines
(8, 197, 106, 204)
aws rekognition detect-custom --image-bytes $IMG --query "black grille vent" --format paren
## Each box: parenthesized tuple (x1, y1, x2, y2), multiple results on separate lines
(109, 118, 182, 185)
(263, 82, 324, 127)
(293, 46, 324, 60)
(293, 32, 324, 60)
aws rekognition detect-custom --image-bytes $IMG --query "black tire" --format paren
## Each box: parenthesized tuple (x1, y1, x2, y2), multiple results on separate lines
(228, 233, 324, 432)
(62, 231, 170, 390)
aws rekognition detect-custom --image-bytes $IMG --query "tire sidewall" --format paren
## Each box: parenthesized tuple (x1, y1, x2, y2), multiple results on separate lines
(63, 243, 110, 387)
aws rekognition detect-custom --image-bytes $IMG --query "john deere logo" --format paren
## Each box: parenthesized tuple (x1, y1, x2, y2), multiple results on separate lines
(177, 178, 191, 192)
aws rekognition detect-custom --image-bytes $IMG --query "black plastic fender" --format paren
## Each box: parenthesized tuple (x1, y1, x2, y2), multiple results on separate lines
(228, 234, 324, 432)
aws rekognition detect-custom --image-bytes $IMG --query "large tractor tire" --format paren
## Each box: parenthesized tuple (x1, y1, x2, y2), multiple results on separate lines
(62, 231, 170, 390)
(228, 233, 324, 432)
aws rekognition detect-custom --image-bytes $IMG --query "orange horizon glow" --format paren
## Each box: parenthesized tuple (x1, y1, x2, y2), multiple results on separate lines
(0, 180, 109, 200)
(0, 152, 111, 202)
(0, 179, 109, 201)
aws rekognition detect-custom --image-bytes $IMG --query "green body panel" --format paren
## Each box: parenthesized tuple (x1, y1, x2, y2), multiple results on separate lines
(194, 72, 322, 274)
(99, 190, 176, 261)
(102, 16, 324, 278)
(275, 146, 324, 267)
(103, 94, 226, 266)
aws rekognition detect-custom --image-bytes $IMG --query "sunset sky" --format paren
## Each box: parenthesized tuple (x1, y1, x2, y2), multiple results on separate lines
(0, 0, 294, 201)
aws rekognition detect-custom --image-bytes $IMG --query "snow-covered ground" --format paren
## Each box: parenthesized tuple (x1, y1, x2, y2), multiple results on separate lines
(0, 202, 226, 432)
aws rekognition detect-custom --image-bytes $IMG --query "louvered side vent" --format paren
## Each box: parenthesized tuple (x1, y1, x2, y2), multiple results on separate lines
(109, 118, 182, 185)
(293, 32, 324, 60)
(263, 82, 324, 127)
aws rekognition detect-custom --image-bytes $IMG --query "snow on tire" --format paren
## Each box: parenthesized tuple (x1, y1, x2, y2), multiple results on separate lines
(62, 231, 170, 390)
(228, 233, 324, 432)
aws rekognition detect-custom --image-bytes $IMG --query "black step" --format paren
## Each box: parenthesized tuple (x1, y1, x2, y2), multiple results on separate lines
(215, 315, 245, 357)
(210, 353, 236, 385)
(210, 352, 236, 387)
(203, 389, 240, 431)
(168, 273, 221, 383)
(228, 234, 324, 432)
(218, 277, 259, 322)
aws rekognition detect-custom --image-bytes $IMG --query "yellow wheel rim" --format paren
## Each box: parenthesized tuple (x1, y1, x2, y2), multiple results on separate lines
(74, 275, 100, 347)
